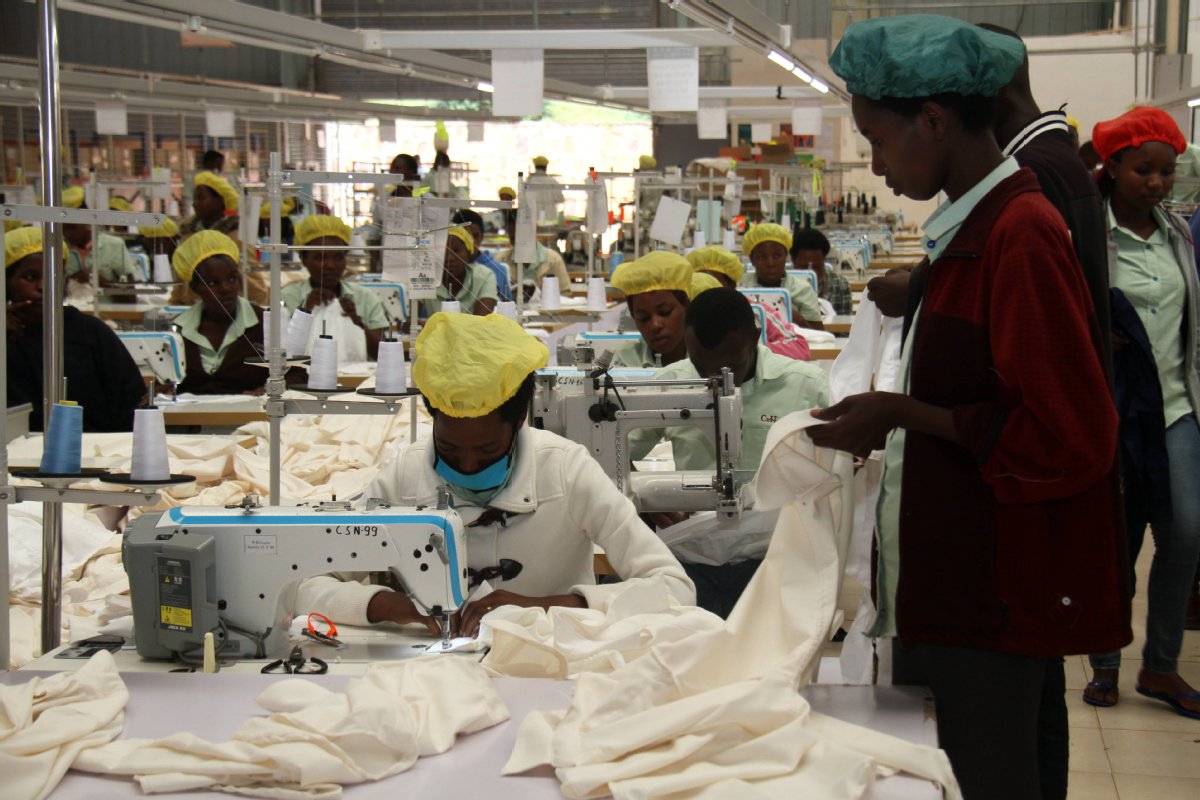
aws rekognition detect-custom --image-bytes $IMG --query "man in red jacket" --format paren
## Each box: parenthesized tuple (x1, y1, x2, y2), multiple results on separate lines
(811, 15, 1129, 800)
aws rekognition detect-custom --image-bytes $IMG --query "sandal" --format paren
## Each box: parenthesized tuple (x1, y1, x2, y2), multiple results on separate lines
(1083, 680, 1119, 708)
(1135, 684, 1200, 720)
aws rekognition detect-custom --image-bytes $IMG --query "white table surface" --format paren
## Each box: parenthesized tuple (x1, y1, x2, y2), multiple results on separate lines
(3, 668, 938, 799)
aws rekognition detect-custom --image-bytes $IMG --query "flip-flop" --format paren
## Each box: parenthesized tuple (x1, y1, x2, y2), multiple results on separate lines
(1083, 680, 1119, 708)
(1135, 684, 1200, 720)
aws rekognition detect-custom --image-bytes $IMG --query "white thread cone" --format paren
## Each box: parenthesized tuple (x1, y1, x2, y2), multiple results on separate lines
(284, 309, 313, 357)
(152, 254, 172, 283)
(375, 340, 407, 393)
(440, 300, 462, 314)
(541, 276, 561, 310)
(495, 301, 518, 321)
(308, 336, 338, 390)
(130, 407, 170, 481)
(586, 277, 607, 311)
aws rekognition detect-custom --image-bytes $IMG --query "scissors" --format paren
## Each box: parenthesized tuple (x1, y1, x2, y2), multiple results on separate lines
(261, 645, 328, 674)
(300, 612, 344, 648)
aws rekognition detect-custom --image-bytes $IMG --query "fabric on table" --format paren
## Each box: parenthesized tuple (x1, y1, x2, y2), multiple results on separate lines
(502, 412, 962, 800)
(73, 657, 508, 798)
(0, 651, 129, 800)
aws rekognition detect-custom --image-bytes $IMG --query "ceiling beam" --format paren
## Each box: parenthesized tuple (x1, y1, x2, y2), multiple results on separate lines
(362, 27, 736, 51)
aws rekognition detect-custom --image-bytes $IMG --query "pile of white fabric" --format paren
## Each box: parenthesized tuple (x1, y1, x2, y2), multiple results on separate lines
(498, 412, 962, 800)
(73, 657, 507, 798)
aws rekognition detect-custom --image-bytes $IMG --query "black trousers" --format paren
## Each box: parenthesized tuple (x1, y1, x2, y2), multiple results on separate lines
(682, 559, 763, 619)
(892, 642, 1068, 800)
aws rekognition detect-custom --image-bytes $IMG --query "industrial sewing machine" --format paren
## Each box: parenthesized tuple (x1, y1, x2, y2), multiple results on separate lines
(532, 366, 749, 518)
(117, 331, 186, 391)
(124, 495, 467, 662)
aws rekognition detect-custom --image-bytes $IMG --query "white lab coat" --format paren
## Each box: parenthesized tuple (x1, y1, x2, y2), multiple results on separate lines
(296, 426, 695, 625)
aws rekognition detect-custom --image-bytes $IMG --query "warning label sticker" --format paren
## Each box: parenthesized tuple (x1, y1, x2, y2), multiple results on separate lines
(157, 556, 192, 632)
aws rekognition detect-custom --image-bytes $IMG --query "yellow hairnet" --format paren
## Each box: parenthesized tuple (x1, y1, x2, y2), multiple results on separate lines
(1066, 115, 1080, 132)
(413, 312, 549, 418)
(611, 251, 693, 297)
(689, 271, 722, 300)
(638, 154, 657, 170)
(138, 218, 180, 239)
(4, 219, 25, 233)
(172, 230, 239, 282)
(5, 226, 42, 269)
(742, 223, 792, 257)
(108, 196, 133, 212)
(62, 186, 85, 209)
(532, 155, 549, 168)
(295, 214, 351, 246)
(446, 225, 476, 255)
(259, 196, 296, 219)
(498, 186, 516, 199)
(687, 245, 745, 284)
(434, 120, 450, 152)
(194, 171, 239, 213)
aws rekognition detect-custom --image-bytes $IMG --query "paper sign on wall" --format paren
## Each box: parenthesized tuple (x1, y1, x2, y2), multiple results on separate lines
(751, 122, 773, 143)
(151, 167, 172, 200)
(697, 99, 728, 140)
(493, 49, 544, 117)
(467, 122, 485, 142)
(791, 99, 823, 136)
(648, 195, 692, 247)
(647, 47, 699, 112)
(205, 108, 235, 138)
(95, 101, 127, 136)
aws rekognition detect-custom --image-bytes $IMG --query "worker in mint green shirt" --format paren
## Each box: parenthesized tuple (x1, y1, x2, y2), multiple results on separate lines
(281, 215, 390, 358)
(741, 223, 824, 327)
(628, 287, 828, 473)
(420, 226, 498, 318)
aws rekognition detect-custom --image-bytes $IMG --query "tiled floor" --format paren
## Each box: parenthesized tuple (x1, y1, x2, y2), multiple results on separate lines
(1061, 544, 1200, 799)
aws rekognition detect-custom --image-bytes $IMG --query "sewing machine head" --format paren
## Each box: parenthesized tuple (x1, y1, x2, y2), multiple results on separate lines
(124, 501, 467, 661)
(117, 331, 186, 387)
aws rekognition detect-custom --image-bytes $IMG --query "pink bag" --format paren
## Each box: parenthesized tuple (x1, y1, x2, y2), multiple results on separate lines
(753, 301, 810, 361)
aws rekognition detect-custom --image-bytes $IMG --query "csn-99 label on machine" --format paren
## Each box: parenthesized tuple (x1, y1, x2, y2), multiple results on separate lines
(157, 556, 193, 632)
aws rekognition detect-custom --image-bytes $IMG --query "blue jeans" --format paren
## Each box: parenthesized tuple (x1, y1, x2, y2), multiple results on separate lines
(1091, 413, 1200, 674)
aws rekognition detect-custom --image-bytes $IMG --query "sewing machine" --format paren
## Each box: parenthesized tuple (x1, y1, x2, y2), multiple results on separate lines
(117, 331, 186, 388)
(124, 495, 467, 661)
(532, 367, 747, 518)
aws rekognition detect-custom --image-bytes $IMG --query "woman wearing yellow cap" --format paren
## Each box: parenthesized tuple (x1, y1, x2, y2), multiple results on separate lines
(57, 186, 139, 287)
(282, 215, 389, 359)
(137, 218, 180, 264)
(172, 230, 283, 394)
(5, 227, 145, 432)
(256, 196, 296, 245)
(609, 252, 693, 368)
(296, 312, 693, 635)
(180, 171, 240, 239)
(422, 226, 498, 318)
(741, 223, 824, 329)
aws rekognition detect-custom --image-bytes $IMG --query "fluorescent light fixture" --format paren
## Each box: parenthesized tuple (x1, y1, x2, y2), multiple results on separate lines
(810, 79, 829, 94)
(791, 66, 813, 84)
(767, 50, 794, 71)
(477, 81, 495, 93)
(1189, 97, 1200, 107)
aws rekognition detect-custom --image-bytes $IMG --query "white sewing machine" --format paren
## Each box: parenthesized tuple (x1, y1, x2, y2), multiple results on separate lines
(117, 331, 186, 388)
(532, 367, 748, 518)
(124, 495, 467, 661)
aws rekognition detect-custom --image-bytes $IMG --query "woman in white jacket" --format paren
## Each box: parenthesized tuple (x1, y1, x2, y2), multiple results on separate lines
(297, 312, 694, 636)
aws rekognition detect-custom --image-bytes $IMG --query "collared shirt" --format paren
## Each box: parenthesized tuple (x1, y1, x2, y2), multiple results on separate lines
(1001, 110, 1072, 158)
(420, 262, 499, 317)
(475, 249, 513, 302)
(280, 278, 390, 331)
(872, 156, 1020, 639)
(1109, 205, 1193, 426)
(65, 232, 138, 282)
(610, 338, 659, 369)
(822, 265, 853, 315)
(504, 242, 572, 290)
(627, 344, 829, 472)
(175, 296, 260, 375)
(744, 272, 823, 323)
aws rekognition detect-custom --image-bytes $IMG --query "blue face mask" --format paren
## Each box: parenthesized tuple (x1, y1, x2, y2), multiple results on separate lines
(434, 451, 513, 491)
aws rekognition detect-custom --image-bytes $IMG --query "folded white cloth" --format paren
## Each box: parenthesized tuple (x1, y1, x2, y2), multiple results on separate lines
(74, 656, 508, 798)
(0, 651, 129, 800)
(503, 412, 962, 799)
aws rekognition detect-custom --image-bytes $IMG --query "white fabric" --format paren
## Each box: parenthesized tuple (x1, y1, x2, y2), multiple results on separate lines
(304, 301, 368, 364)
(0, 651, 129, 800)
(655, 508, 780, 566)
(297, 427, 694, 626)
(502, 412, 962, 800)
(827, 298, 902, 403)
(73, 657, 508, 798)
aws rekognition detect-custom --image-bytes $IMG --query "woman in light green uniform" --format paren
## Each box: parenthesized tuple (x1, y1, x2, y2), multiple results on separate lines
(608, 252, 693, 368)
(421, 226, 498, 318)
(741, 223, 824, 329)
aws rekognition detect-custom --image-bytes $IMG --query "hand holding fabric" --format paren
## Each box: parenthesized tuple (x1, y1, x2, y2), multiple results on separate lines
(454, 590, 586, 638)
(366, 589, 441, 636)
(865, 269, 911, 318)
(808, 392, 904, 457)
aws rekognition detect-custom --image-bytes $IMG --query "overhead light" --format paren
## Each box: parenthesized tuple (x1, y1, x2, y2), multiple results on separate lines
(791, 66, 812, 84)
(1189, 97, 1200, 107)
(477, 81, 495, 93)
(364, 116, 380, 128)
(810, 79, 829, 94)
(767, 50, 794, 71)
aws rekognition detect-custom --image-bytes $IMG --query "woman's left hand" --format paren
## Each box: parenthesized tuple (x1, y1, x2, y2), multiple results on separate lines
(807, 392, 905, 457)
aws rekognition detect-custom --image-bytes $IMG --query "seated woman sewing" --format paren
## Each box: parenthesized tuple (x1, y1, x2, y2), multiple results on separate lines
(5, 226, 145, 432)
(741, 223, 825, 330)
(420, 226, 498, 318)
(281, 214, 389, 359)
(172, 231, 297, 395)
(608, 252, 694, 368)
(296, 312, 694, 636)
